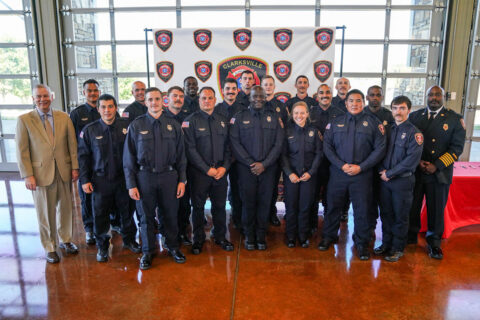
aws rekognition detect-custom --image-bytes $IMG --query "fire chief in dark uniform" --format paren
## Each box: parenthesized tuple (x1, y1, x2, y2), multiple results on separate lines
(230, 86, 284, 250)
(407, 85, 466, 259)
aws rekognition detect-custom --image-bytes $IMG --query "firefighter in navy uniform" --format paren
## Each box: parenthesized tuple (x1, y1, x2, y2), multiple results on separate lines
(374, 96, 423, 262)
(70, 79, 101, 245)
(309, 84, 344, 233)
(262, 75, 289, 227)
(122, 81, 147, 123)
(282, 101, 322, 248)
(215, 78, 246, 231)
(285, 75, 317, 113)
(78, 94, 140, 262)
(123, 87, 187, 270)
(319, 89, 386, 260)
(230, 86, 284, 250)
(331, 77, 351, 113)
(183, 87, 234, 254)
(407, 86, 466, 259)
(182, 76, 200, 114)
(236, 70, 256, 108)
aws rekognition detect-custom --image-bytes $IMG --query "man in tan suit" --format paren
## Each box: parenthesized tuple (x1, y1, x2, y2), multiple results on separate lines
(16, 84, 80, 263)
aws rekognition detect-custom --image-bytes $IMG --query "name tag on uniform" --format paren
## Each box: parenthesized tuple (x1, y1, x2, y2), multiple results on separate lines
(288, 136, 294, 139)
(95, 136, 103, 139)
(140, 131, 149, 135)
(81, 117, 88, 121)
(337, 124, 344, 127)
(198, 128, 206, 131)
(243, 120, 250, 124)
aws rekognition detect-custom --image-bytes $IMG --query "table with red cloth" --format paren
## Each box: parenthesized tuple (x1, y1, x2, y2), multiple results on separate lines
(420, 162, 480, 238)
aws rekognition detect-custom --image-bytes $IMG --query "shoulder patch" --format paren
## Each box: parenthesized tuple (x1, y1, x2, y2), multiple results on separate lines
(182, 121, 189, 128)
(122, 112, 129, 118)
(79, 131, 84, 139)
(230, 118, 236, 124)
(378, 124, 385, 135)
(415, 133, 423, 145)
(326, 123, 331, 130)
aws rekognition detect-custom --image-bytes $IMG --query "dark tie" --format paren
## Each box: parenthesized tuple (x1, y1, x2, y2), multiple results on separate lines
(208, 116, 218, 166)
(106, 125, 117, 179)
(298, 127, 305, 173)
(345, 116, 356, 164)
(427, 111, 436, 128)
(386, 125, 398, 169)
(153, 120, 162, 171)
(253, 111, 263, 161)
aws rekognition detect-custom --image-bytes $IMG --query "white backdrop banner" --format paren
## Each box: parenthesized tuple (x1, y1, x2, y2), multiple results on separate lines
(153, 27, 335, 102)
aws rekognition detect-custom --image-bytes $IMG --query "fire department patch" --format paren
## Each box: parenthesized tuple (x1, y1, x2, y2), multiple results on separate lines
(195, 61, 212, 82)
(193, 29, 212, 51)
(217, 56, 268, 99)
(415, 133, 424, 145)
(314, 28, 334, 51)
(155, 30, 173, 52)
(273, 29, 293, 51)
(233, 29, 252, 51)
(378, 124, 385, 135)
(274, 92, 291, 104)
(313, 60, 332, 82)
(156, 61, 174, 82)
(273, 61, 292, 83)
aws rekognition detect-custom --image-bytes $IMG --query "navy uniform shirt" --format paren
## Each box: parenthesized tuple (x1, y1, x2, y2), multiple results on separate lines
(408, 106, 466, 184)
(69, 103, 100, 140)
(282, 121, 323, 177)
(164, 107, 190, 125)
(265, 98, 289, 125)
(214, 100, 246, 121)
(236, 91, 250, 108)
(78, 117, 129, 185)
(122, 101, 147, 123)
(286, 95, 317, 113)
(332, 95, 347, 113)
(182, 95, 200, 114)
(182, 110, 231, 173)
(123, 112, 187, 189)
(378, 120, 424, 179)
(229, 106, 285, 168)
(309, 104, 345, 136)
(364, 106, 395, 131)
(324, 111, 387, 172)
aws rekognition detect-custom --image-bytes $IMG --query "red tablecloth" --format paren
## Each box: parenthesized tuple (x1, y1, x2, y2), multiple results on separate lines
(420, 162, 480, 238)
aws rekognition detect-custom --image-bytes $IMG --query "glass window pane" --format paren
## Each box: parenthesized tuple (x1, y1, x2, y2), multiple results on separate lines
(182, 11, 245, 28)
(0, 48, 29, 74)
(251, 0, 313, 4)
(0, 208, 10, 232)
(0, 79, 32, 104)
(392, 0, 433, 4)
(320, 10, 385, 39)
(388, 44, 428, 73)
(334, 77, 382, 98)
(322, 0, 385, 3)
(335, 44, 383, 73)
(390, 10, 431, 39)
(115, 0, 175, 6)
(386, 77, 425, 106)
(72, 0, 109, 8)
(115, 12, 176, 41)
(0, 0, 23, 10)
(4, 139, 17, 162)
(75, 45, 112, 71)
(477, 83, 480, 106)
(0, 15, 26, 42)
(251, 10, 314, 27)
(1, 109, 29, 135)
(183, 0, 244, 5)
(117, 45, 153, 73)
(118, 77, 149, 105)
(73, 13, 111, 41)
(469, 142, 480, 161)
(474, 110, 480, 137)
(76, 77, 114, 104)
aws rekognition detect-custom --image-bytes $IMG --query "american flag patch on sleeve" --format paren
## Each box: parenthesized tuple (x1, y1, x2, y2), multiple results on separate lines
(182, 121, 189, 128)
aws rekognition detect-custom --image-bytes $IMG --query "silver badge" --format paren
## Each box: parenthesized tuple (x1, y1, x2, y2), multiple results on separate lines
(267, 116, 272, 122)
(221, 121, 225, 128)
(122, 128, 127, 135)
(167, 124, 173, 131)
(401, 132, 406, 139)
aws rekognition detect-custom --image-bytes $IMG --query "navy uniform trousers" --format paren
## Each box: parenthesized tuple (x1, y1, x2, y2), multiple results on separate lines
(284, 175, 316, 240)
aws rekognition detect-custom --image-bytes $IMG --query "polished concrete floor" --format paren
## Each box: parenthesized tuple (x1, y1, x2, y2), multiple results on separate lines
(1, 173, 480, 320)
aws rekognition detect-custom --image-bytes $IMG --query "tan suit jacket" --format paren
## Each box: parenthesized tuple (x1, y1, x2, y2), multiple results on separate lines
(16, 109, 79, 187)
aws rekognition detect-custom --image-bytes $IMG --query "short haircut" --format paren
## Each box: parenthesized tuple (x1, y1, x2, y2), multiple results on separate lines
(199, 86, 216, 96)
(145, 87, 162, 97)
(241, 70, 254, 77)
(167, 86, 184, 95)
(97, 94, 117, 108)
(390, 95, 412, 110)
(223, 78, 238, 88)
(345, 89, 365, 101)
(83, 79, 99, 88)
(32, 84, 52, 95)
(367, 85, 383, 95)
(292, 101, 309, 113)
(295, 75, 309, 83)
(317, 83, 331, 92)
(261, 75, 275, 83)
(183, 76, 197, 85)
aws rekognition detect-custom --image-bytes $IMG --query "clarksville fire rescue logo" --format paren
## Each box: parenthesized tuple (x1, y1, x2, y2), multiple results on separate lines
(273, 29, 293, 51)
(155, 30, 173, 52)
(156, 61, 174, 82)
(233, 29, 252, 51)
(217, 56, 268, 99)
(314, 28, 333, 51)
(275, 92, 292, 103)
(273, 61, 292, 83)
(193, 29, 212, 51)
(314, 60, 332, 82)
(195, 61, 213, 82)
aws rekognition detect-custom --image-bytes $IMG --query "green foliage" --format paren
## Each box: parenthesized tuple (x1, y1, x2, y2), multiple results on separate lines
(0, 45, 31, 103)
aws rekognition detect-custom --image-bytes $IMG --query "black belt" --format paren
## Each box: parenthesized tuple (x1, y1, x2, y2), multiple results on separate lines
(139, 165, 174, 173)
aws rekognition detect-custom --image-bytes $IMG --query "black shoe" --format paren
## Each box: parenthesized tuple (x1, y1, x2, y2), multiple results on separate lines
(191, 242, 203, 255)
(300, 239, 310, 248)
(96, 248, 108, 262)
(140, 254, 152, 270)
(46, 251, 60, 264)
(215, 240, 234, 251)
(340, 212, 349, 222)
(59, 242, 79, 254)
(384, 251, 404, 262)
(179, 233, 192, 246)
(270, 215, 281, 226)
(356, 246, 370, 261)
(317, 238, 333, 251)
(123, 241, 141, 254)
(111, 225, 122, 233)
(373, 244, 390, 256)
(286, 239, 296, 248)
(244, 240, 255, 251)
(85, 232, 96, 245)
(427, 245, 443, 260)
(168, 249, 186, 263)
(256, 241, 267, 250)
